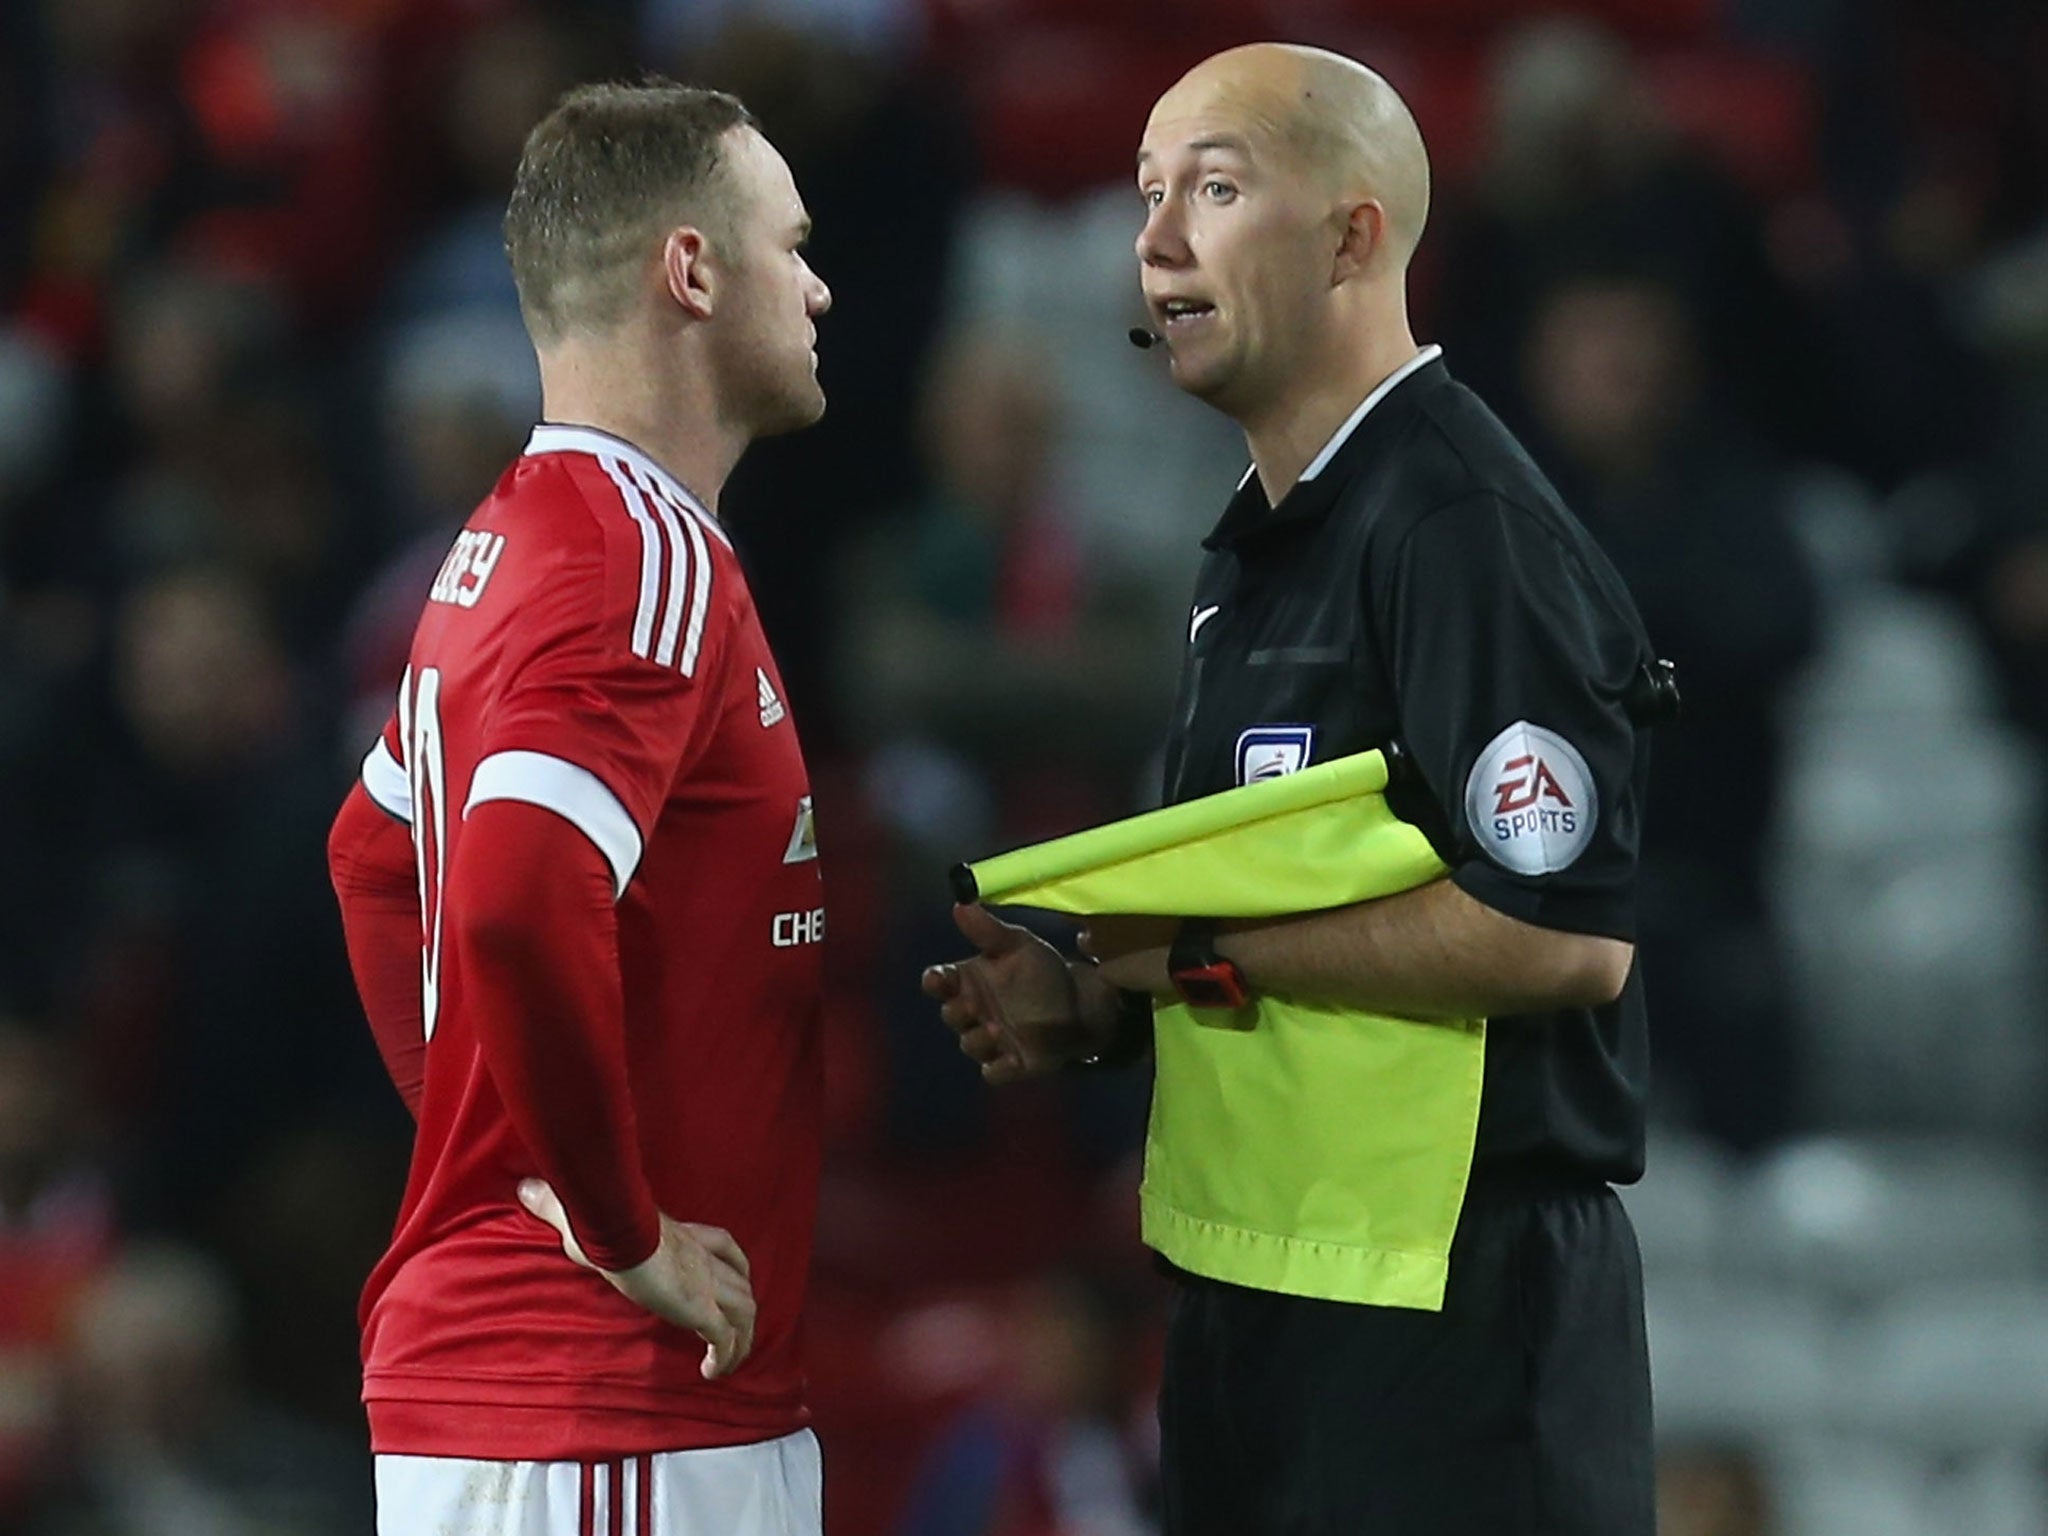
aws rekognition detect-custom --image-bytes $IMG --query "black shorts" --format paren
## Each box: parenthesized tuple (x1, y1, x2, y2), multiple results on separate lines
(1157, 1179, 1655, 1536)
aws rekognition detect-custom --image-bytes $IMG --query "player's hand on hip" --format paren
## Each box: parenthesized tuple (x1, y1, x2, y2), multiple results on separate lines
(517, 1180, 756, 1379)
(921, 903, 1090, 1083)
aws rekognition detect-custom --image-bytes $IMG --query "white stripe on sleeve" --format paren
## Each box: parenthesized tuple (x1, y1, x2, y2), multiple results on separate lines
(600, 457, 665, 661)
(627, 462, 691, 669)
(649, 477, 715, 677)
(464, 751, 644, 897)
(362, 737, 413, 824)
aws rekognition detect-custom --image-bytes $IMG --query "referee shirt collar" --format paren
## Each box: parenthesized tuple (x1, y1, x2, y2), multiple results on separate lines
(1205, 345, 1445, 550)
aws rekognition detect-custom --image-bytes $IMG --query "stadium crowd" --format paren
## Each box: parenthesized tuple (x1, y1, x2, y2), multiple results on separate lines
(1, 0, 2045, 1532)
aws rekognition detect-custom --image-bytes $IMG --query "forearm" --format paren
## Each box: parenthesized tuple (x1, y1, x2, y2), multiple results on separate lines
(1217, 878, 1633, 1020)
(329, 783, 428, 1117)
(453, 800, 660, 1272)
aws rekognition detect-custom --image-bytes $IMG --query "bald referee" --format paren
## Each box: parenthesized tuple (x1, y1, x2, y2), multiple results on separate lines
(924, 43, 1663, 1534)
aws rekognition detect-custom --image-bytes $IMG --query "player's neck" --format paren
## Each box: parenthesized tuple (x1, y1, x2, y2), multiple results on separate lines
(536, 334, 741, 514)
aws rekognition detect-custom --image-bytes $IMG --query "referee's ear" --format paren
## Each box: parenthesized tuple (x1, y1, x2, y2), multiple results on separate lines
(1331, 198, 1389, 285)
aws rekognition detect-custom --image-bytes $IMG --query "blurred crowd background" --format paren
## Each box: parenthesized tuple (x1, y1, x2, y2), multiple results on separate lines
(1, 0, 2046, 1531)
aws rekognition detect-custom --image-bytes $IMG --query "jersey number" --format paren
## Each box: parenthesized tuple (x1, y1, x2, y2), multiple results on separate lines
(398, 666, 448, 1042)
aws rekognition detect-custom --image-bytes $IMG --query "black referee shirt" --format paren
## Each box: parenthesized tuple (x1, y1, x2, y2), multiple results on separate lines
(1160, 351, 1654, 1185)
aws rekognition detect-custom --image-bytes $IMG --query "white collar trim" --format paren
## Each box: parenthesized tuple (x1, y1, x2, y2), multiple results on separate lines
(525, 424, 730, 547)
(1298, 345, 1443, 482)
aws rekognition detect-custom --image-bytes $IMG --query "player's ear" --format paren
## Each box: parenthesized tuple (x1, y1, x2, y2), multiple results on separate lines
(663, 227, 715, 320)
(1331, 198, 1386, 285)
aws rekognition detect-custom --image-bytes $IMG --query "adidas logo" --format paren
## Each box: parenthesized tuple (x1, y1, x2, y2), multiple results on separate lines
(757, 667, 786, 728)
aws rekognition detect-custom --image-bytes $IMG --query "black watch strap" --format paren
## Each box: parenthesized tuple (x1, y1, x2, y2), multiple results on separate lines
(1170, 918, 1250, 1009)
(1170, 917, 1222, 974)
(1073, 983, 1154, 1071)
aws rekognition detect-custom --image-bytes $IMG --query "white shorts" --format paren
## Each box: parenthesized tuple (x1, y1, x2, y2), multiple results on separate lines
(374, 1429, 822, 1536)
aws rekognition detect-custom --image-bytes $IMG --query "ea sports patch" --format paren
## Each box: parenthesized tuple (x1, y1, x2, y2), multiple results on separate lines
(1464, 721, 1596, 876)
(1235, 725, 1314, 785)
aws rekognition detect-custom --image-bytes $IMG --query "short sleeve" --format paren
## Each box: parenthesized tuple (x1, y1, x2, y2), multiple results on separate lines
(468, 503, 727, 896)
(1374, 493, 1646, 940)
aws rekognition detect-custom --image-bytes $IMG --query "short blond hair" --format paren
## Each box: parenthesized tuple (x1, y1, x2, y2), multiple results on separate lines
(504, 79, 755, 346)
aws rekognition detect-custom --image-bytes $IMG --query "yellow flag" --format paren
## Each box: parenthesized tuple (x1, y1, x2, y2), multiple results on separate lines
(955, 749, 1444, 916)
(951, 749, 1486, 1311)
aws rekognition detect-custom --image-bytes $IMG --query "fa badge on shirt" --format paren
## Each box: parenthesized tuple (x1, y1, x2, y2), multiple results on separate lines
(1235, 725, 1315, 785)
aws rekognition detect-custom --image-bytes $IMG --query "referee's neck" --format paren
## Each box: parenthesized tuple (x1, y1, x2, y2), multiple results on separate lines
(1244, 325, 1422, 503)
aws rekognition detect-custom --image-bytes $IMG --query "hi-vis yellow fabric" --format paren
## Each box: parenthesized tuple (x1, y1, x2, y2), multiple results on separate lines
(957, 750, 1485, 1311)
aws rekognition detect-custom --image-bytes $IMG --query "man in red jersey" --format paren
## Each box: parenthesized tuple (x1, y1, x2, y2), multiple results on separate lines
(326, 79, 833, 1535)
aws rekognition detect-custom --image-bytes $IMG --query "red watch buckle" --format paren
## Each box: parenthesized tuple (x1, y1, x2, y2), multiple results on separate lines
(1173, 958, 1249, 1010)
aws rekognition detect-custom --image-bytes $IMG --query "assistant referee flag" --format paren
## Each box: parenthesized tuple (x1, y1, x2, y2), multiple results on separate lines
(956, 750, 1489, 1310)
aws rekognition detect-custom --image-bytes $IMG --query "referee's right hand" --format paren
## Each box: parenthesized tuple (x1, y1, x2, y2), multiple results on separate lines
(923, 903, 1094, 1083)
(517, 1179, 756, 1379)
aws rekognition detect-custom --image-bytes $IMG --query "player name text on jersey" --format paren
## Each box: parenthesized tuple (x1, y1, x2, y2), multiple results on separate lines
(429, 531, 509, 609)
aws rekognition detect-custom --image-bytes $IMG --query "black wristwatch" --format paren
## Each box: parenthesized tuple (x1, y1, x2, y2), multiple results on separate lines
(1169, 918, 1250, 1009)
(1073, 981, 1155, 1071)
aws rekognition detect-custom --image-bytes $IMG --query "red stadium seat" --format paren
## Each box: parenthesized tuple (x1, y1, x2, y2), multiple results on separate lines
(1548, 0, 1719, 45)
(1645, 47, 1819, 197)
(967, 29, 1205, 199)
(936, 4, 1793, 202)
(808, 1282, 1007, 1536)
(1184, 0, 1716, 45)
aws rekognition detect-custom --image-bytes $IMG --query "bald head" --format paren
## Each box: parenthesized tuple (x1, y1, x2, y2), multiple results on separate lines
(1148, 44, 1431, 265)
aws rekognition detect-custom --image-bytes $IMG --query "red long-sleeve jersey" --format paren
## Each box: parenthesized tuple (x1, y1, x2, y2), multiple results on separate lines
(328, 424, 825, 1461)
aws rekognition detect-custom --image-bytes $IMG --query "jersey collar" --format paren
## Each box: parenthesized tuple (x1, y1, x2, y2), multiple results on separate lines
(1205, 346, 1446, 550)
(524, 423, 731, 548)
(1299, 344, 1443, 481)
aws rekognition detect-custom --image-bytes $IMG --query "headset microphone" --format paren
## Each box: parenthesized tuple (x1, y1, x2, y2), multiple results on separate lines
(1128, 327, 1161, 349)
